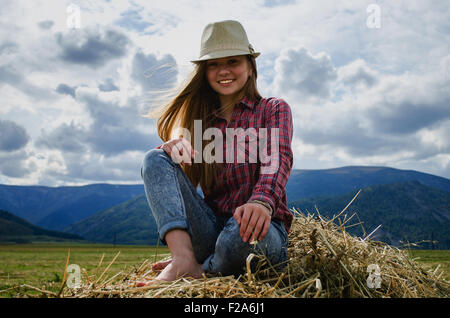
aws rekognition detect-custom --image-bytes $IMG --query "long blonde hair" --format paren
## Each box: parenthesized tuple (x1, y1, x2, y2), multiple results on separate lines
(148, 55, 261, 194)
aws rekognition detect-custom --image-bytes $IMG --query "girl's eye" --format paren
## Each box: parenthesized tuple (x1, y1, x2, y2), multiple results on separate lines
(207, 62, 217, 67)
(228, 59, 237, 64)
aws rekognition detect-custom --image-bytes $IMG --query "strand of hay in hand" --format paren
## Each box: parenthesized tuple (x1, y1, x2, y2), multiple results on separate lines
(15, 204, 450, 298)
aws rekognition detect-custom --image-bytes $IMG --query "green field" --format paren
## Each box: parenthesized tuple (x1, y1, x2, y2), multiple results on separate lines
(406, 249, 450, 281)
(0, 244, 448, 298)
(0, 243, 170, 298)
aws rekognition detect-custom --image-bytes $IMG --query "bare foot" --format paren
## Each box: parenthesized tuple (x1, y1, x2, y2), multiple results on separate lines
(151, 259, 172, 272)
(156, 256, 203, 281)
(137, 229, 203, 287)
(137, 256, 203, 286)
(135, 259, 172, 287)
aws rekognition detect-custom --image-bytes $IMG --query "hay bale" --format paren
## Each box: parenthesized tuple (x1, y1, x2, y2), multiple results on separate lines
(58, 207, 449, 298)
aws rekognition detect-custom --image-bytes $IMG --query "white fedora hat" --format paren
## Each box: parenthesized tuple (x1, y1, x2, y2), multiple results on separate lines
(191, 20, 260, 63)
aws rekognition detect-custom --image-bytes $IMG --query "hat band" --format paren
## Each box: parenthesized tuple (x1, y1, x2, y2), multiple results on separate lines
(201, 42, 251, 56)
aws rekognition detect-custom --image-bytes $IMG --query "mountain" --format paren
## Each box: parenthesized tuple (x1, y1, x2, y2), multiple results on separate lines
(64, 194, 159, 245)
(0, 209, 84, 243)
(0, 184, 145, 230)
(63, 180, 450, 248)
(285, 166, 450, 202)
(289, 181, 450, 249)
(1, 165, 449, 234)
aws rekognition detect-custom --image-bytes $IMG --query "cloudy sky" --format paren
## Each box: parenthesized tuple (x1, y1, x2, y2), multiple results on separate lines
(0, 0, 449, 186)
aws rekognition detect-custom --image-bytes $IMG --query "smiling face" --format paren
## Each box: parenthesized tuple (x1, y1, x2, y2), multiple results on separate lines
(205, 55, 252, 104)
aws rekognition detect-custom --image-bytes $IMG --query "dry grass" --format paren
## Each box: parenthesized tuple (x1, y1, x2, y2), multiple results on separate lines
(7, 200, 450, 298)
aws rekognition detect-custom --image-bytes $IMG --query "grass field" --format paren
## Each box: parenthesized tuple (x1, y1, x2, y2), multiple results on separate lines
(406, 249, 450, 281)
(0, 244, 448, 298)
(0, 243, 170, 298)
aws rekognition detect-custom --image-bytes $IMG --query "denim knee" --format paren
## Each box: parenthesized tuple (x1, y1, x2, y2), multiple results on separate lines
(211, 219, 253, 275)
(209, 218, 288, 275)
(141, 148, 167, 179)
(216, 219, 244, 255)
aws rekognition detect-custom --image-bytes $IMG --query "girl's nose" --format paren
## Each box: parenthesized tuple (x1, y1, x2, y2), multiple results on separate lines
(217, 64, 231, 74)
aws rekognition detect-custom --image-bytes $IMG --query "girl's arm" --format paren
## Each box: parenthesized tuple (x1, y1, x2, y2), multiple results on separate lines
(234, 98, 294, 242)
(248, 98, 294, 220)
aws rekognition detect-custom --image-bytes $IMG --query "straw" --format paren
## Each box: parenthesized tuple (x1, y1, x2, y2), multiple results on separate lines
(16, 203, 450, 298)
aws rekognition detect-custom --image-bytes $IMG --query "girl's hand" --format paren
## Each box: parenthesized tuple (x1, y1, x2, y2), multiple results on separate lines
(161, 138, 198, 166)
(234, 202, 271, 243)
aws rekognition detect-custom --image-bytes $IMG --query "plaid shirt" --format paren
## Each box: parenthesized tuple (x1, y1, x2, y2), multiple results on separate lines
(158, 96, 294, 232)
(208, 96, 294, 232)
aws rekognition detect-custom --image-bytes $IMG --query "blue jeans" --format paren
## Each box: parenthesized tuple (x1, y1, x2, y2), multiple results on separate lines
(141, 148, 288, 276)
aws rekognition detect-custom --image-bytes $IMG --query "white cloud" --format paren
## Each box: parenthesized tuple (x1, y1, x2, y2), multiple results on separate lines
(279, 51, 450, 177)
(273, 47, 338, 102)
(0, 0, 449, 185)
(337, 59, 379, 90)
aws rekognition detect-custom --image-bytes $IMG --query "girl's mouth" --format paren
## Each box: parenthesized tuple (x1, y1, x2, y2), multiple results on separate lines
(218, 79, 235, 86)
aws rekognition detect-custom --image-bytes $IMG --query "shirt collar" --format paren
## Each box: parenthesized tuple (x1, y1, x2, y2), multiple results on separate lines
(212, 96, 256, 118)
(238, 95, 256, 109)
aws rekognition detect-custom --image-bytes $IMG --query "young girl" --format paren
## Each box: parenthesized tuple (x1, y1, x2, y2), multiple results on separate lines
(140, 20, 293, 282)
